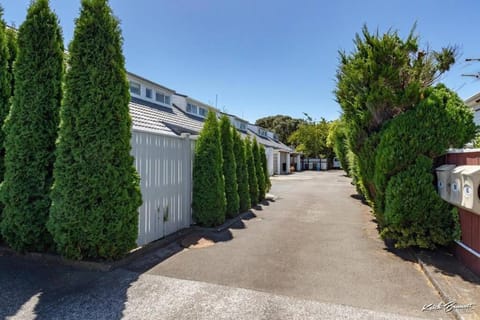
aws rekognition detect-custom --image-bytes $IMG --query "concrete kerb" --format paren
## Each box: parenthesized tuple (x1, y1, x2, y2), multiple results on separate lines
(0, 227, 194, 272)
(414, 253, 463, 320)
(0, 196, 278, 272)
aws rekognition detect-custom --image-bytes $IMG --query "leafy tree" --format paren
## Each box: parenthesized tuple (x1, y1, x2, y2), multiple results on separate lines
(252, 138, 265, 202)
(260, 145, 271, 192)
(192, 111, 226, 226)
(233, 130, 250, 212)
(220, 115, 239, 217)
(245, 137, 258, 206)
(335, 25, 473, 248)
(255, 115, 305, 143)
(288, 118, 333, 159)
(335, 24, 456, 205)
(327, 118, 349, 173)
(48, 0, 142, 260)
(1, 0, 64, 252)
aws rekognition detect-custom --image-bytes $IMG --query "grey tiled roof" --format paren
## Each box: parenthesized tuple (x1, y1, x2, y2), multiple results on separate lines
(130, 97, 292, 152)
(129, 97, 205, 135)
(239, 129, 293, 152)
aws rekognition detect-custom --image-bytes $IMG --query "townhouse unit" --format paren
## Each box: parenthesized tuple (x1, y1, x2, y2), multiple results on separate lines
(126, 71, 294, 245)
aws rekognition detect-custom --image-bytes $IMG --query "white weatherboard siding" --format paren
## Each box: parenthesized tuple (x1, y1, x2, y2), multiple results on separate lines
(131, 129, 194, 246)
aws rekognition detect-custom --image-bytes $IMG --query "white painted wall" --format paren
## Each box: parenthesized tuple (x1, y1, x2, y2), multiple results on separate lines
(266, 147, 274, 176)
(131, 129, 194, 246)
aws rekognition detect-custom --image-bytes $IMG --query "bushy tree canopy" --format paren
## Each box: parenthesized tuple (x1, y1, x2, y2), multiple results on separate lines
(255, 115, 305, 143)
(1, 0, 64, 252)
(48, 0, 141, 260)
(288, 118, 333, 159)
(335, 25, 473, 248)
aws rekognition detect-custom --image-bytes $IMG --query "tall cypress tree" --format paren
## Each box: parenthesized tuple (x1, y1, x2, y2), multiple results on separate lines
(1, 0, 64, 252)
(233, 130, 250, 213)
(219, 116, 239, 217)
(6, 27, 17, 97)
(192, 111, 226, 226)
(252, 138, 266, 202)
(48, 0, 142, 260)
(260, 145, 271, 192)
(245, 137, 258, 207)
(0, 8, 9, 184)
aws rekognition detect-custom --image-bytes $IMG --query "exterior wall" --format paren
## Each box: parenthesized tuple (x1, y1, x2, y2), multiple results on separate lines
(441, 150, 480, 276)
(131, 129, 193, 246)
(172, 94, 188, 111)
(266, 147, 274, 176)
(273, 151, 280, 175)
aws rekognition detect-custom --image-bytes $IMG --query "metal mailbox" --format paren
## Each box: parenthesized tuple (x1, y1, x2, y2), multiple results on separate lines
(436, 164, 456, 202)
(449, 166, 464, 206)
(460, 165, 480, 214)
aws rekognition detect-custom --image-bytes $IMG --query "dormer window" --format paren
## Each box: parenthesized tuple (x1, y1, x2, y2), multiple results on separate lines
(129, 81, 141, 95)
(155, 91, 170, 105)
(145, 88, 152, 99)
(239, 123, 247, 131)
(258, 128, 268, 137)
(199, 107, 207, 117)
(187, 103, 198, 114)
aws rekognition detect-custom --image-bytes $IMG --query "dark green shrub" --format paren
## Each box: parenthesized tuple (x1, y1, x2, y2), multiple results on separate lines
(220, 115, 239, 217)
(374, 85, 476, 222)
(245, 138, 258, 206)
(260, 145, 271, 192)
(252, 138, 266, 202)
(192, 111, 226, 226)
(381, 156, 460, 249)
(233, 130, 250, 212)
(48, 0, 142, 260)
(1, 0, 64, 252)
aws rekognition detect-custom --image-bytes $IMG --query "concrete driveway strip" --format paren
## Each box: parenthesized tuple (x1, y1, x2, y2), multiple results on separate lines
(139, 171, 452, 319)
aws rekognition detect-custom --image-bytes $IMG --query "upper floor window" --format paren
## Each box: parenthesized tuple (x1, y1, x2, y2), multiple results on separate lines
(129, 81, 141, 95)
(258, 128, 268, 137)
(199, 107, 207, 117)
(145, 88, 152, 99)
(187, 103, 198, 114)
(155, 91, 171, 105)
(239, 122, 247, 131)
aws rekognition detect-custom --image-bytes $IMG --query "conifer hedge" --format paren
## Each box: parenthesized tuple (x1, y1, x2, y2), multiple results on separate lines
(192, 111, 226, 226)
(252, 138, 266, 202)
(48, 0, 142, 260)
(6, 27, 16, 97)
(260, 145, 271, 192)
(233, 130, 250, 213)
(1, 0, 64, 252)
(245, 138, 258, 206)
(220, 116, 239, 217)
(0, 8, 9, 184)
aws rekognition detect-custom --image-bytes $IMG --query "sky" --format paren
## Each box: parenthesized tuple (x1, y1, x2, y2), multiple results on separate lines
(2, 0, 480, 123)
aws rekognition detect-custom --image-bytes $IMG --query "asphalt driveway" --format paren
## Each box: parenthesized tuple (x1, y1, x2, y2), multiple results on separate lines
(127, 171, 450, 319)
(0, 171, 453, 319)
